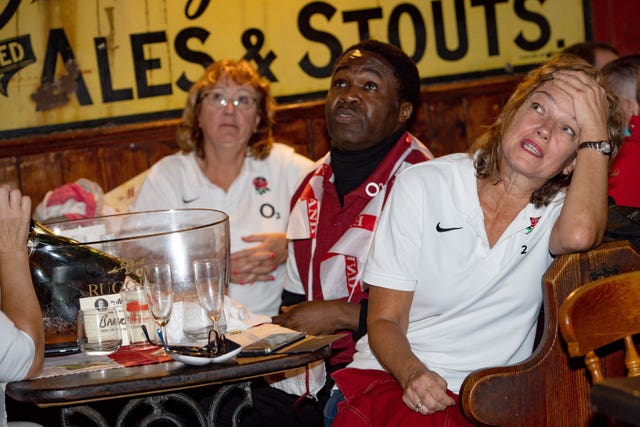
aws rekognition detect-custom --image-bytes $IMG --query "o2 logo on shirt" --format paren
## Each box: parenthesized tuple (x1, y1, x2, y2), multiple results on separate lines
(260, 203, 280, 219)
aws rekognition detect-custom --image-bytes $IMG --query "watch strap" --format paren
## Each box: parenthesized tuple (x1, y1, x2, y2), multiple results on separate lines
(578, 140, 611, 155)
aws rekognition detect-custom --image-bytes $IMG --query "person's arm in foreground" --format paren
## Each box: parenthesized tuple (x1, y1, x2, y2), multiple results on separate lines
(272, 236, 362, 336)
(273, 298, 361, 336)
(0, 186, 44, 378)
(367, 285, 455, 415)
(549, 70, 612, 255)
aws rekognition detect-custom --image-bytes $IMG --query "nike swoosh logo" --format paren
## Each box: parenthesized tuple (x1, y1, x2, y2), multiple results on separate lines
(436, 222, 463, 232)
(182, 195, 200, 204)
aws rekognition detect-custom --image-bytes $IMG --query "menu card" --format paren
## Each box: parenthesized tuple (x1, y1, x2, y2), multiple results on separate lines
(79, 294, 129, 345)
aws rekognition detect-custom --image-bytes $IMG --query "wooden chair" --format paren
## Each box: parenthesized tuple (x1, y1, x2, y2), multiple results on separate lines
(459, 240, 640, 427)
(559, 269, 640, 384)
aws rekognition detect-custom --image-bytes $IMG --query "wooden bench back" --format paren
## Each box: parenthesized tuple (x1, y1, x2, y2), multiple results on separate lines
(460, 240, 640, 427)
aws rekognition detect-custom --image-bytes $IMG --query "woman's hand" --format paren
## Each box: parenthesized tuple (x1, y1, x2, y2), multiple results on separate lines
(0, 185, 31, 257)
(401, 365, 455, 415)
(366, 286, 455, 415)
(552, 70, 609, 142)
(229, 233, 287, 284)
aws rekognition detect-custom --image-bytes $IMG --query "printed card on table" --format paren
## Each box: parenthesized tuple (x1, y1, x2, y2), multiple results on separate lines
(79, 294, 129, 345)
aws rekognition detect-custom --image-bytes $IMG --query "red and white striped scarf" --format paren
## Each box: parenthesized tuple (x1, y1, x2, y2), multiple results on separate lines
(287, 133, 432, 301)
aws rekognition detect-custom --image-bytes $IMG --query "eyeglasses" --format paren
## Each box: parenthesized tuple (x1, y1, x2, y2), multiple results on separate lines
(202, 91, 257, 110)
(141, 324, 228, 356)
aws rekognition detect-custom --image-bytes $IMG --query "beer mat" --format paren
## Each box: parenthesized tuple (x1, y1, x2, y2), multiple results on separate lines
(108, 345, 172, 366)
(39, 346, 172, 378)
(39, 352, 122, 378)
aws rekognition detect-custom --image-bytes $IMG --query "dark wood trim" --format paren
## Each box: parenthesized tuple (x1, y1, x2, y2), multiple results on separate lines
(0, 74, 524, 208)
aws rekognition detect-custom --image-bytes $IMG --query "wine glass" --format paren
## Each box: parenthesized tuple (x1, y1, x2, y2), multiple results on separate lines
(193, 259, 224, 341)
(143, 263, 174, 346)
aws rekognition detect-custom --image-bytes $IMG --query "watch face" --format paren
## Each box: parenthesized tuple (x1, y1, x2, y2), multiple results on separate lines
(579, 141, 611, 155)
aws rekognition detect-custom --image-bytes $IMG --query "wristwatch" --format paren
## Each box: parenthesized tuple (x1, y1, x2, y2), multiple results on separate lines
(578, 140, 611, 156)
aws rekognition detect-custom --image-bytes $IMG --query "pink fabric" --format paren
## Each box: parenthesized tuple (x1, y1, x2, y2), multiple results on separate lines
(331, 368, 474, 427)
(44, 182, 97, 219)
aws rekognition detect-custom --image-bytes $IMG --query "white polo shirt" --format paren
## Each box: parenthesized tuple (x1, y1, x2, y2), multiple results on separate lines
(349, 153, 564, 393)
(133, 143, 314, 316)
(0, 311, 36, 426)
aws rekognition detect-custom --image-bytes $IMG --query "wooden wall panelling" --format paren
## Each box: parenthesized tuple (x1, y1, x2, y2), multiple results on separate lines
(146, 137, 180, 166)
(86, 121, 180, 192)
(463, 93, 506, 145)
(273, 116, 315, 159)
(275, 100, 328, 161)
(424, 97, 468, 158)
(307, 116, 330, 161)
(100, 143, 148, 191)
(19, 153, 64, 205)
(61, 147, 105, 190)
(0, 157, 19, 190)
(410, 101, 431, 149)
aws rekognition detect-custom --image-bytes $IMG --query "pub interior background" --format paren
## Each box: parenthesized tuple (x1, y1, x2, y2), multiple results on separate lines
(1, 0, 638, 212)
(1, 0, 639, 425)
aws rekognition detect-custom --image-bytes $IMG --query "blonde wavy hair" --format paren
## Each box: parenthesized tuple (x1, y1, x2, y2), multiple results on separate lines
(470, 53, 625, 207)
(176, 59, 275, 160)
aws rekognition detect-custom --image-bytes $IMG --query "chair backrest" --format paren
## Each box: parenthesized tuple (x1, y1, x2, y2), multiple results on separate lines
(459, 240, 640, 427)
(559, 270, 640, 383)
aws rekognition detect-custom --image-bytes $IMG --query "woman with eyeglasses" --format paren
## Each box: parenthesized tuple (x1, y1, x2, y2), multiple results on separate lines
(133, 59, 313, 316)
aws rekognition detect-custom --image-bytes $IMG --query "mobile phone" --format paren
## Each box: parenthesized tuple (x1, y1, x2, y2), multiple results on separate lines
(45, 342, 81, 356)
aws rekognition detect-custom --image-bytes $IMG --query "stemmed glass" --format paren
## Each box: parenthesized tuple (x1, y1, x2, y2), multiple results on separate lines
(143, 263, 174, 346)
(193, 259, 224, 347)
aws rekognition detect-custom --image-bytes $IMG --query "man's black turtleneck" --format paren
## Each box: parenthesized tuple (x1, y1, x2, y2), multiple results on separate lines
(330, 127, 406, 205)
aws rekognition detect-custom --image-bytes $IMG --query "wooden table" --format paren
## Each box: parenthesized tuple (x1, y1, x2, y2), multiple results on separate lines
(7, 346, 330, 426)
(590, 377, 640, 425)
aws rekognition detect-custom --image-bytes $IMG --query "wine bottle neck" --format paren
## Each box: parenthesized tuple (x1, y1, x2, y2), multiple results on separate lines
(27, 218, 41, 258)
(26, 233, 38, 258)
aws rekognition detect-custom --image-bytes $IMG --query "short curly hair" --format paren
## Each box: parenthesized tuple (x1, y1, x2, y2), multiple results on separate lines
(175, 59, 275, 160)
(470, 53, 626, 207)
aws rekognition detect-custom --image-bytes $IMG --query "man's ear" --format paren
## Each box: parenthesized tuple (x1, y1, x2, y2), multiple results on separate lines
(398, 101, 413, 124)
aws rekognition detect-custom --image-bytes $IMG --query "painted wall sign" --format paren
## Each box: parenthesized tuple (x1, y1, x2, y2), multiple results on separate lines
(0, 0, 587, 138)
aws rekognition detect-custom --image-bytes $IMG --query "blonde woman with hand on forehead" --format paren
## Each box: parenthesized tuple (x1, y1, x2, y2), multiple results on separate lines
(330, 54, 625, 427)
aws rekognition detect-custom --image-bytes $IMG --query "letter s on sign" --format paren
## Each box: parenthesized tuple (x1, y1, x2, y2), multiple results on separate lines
(298, 1, 342, 78)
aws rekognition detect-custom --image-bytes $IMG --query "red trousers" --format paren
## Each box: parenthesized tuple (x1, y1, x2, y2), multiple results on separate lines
(331, 368, 475, 427)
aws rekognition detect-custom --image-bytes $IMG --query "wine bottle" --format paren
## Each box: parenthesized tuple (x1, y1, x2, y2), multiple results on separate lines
(28, 218, 137, 345)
